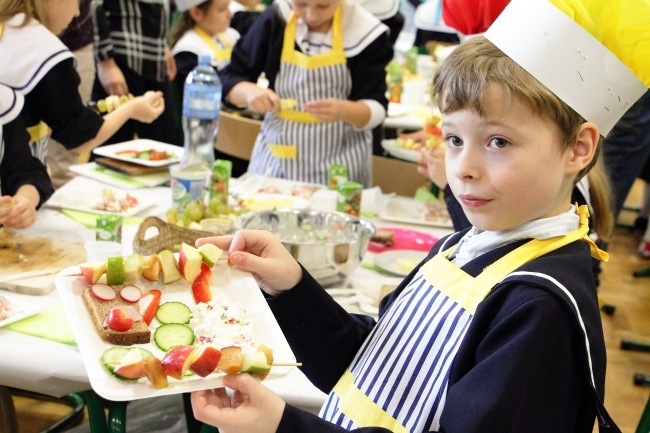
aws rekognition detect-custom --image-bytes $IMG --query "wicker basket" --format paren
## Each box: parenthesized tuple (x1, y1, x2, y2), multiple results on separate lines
(133, 216, 223, 255)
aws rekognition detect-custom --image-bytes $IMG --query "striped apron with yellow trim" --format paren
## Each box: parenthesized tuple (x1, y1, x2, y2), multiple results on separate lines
(247, 7, 372, 185)
(320, 205, 607, 432)
(193, 27, 234, 71)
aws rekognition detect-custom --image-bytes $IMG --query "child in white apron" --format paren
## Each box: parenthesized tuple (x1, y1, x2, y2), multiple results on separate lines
(0, 0, 164, 169)
(190, 0, 648, 430)
(171, 0, 241, 95)
(219, 0, 392, 186)
(0, 84, 53, 229)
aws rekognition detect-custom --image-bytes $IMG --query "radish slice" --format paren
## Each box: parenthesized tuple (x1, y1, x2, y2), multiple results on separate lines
(91, 283, 117, 301)
(119, 285, 142, 303)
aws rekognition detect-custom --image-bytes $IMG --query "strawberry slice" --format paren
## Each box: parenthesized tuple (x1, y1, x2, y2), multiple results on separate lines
(139, 289, 162, 326)
(192, 263, 213, 303)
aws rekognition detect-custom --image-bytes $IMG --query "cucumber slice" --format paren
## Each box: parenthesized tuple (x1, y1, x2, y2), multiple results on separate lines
(100, 347, 153, 382)
(154, 323, 195, 351)
(156, 301, 191, 324)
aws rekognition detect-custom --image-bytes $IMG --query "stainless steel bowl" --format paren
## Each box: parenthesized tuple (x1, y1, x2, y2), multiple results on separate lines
(237, 209, 375, 287)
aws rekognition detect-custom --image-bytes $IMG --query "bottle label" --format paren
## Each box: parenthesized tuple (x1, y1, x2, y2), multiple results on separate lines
(183, 83, 221, 119)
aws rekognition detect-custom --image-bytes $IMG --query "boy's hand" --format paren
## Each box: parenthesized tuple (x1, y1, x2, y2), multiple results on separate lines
(247, 88, 280, 114)
(0, 195, 36, 229)
(196, 230, 302, 296)
(191, 374, 285, 433)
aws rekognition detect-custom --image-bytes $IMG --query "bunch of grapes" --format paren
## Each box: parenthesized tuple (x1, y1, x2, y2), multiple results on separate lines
(166, 198, 242, 228)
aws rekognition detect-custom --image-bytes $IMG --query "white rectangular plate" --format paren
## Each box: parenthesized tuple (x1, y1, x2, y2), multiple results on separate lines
(380, 195, 453, 228)
(45, 177, 157, 217)
(0, 292, 43, 328)
(55, 263, 296, 401)
(69, 163, 171, 189)
(92, 139, 182, 167)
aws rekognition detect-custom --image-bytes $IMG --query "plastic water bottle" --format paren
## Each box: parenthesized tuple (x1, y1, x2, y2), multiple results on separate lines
(181, 54, 221, 169)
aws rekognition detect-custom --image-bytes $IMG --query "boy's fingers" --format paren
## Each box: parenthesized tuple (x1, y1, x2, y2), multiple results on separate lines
(223, 373, 263, 396)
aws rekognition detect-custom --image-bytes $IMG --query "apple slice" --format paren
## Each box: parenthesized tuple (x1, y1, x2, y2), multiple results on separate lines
(217, 346, 243, 375)
(114, 347, 146, 379)
(191, 263, 213, 304)
(106, 307, 135, 332)
(91, 283, 116, 301)
(79, 261, 108, 284)
(119, 285, 142, 303)
(161, 345, 198, 380)
(240, 350, 271, 379)
(179, 243, 203, 284)
(142, 254, 161, 282)
(189, 344, 222, 377)
(143, 356, 169, 389)
(123, 253, 146, 283)
(197, 244, 223, 268)
(158, 250, 183, 284)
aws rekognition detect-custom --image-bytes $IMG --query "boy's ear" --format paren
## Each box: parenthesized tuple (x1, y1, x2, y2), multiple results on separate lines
(566, 122, 599, 175)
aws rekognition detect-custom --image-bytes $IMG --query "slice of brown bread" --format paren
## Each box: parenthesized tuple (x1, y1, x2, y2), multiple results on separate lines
(82, 285, 151, 345)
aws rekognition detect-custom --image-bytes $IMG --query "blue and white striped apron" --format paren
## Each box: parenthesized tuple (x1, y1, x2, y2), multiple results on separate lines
(247, 7, 372, 186)
(321, 205, 608, 432)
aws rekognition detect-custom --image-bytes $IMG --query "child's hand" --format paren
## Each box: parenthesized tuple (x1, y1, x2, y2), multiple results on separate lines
(246, 88, 280, 114)
(399, 129, 429, 144)
(191, 374, 285, 433)
(196, 230, 302, 296)
(304, 98, 345, 122)
(0, 195, 37, 229)
(417, 145, 447, 189)
(129, 91, 165, 123)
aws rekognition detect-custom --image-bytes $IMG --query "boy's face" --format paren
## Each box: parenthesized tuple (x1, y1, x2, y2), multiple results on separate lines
(194, 0, 232, 35)
(44, 0, 80, 35)
(292, 0, 339, 33)
(443, 84, 577, 232)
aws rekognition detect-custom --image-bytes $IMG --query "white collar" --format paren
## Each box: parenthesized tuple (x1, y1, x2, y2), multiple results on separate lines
(452, 205, 580, 267)
(277, 0, 388, 58)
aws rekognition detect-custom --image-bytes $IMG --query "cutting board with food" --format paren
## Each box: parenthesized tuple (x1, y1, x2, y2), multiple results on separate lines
(0, 229, 86, 295)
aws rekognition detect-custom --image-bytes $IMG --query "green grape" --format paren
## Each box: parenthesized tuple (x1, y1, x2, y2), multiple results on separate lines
(203, 207, 216, 219)
(179, 216, 193, 227)
(209, 197, 222, 213)
(166, 208, 179, 223)
(183, 204, 204, 222)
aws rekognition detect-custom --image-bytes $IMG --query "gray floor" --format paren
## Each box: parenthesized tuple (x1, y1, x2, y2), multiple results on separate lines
(64, 394, 190, 432)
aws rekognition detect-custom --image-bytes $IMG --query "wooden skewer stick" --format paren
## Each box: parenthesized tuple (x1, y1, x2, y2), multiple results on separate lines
(271, 362, 302, 367)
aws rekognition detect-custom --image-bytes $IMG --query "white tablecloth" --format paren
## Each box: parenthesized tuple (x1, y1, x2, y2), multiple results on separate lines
(0, 181, 451, 414)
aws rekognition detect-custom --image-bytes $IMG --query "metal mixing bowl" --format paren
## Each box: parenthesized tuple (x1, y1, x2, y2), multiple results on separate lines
(237, 209, 375, 287)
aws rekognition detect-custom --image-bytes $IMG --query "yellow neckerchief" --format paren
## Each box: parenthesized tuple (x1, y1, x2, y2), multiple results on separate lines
(331, 205, 607, 431)
(422, 203, 608, 315)
(193, 26, 232, 62)
(275, 6, 346, 124)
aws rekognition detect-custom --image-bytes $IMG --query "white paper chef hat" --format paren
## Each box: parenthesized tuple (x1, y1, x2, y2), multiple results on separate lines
(484, 0, 649, 136)
(175, 0, 208, 12)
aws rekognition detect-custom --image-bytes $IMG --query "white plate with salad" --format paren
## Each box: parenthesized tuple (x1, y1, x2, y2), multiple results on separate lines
(92, 139, 182, 167)
(0, 292, 43, 328)
(55, 262, 296, 401)
(45, 177, 157, 216)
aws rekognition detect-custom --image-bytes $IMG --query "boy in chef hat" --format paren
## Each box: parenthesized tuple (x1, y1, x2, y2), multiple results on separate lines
(189, 1, 646, 432)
